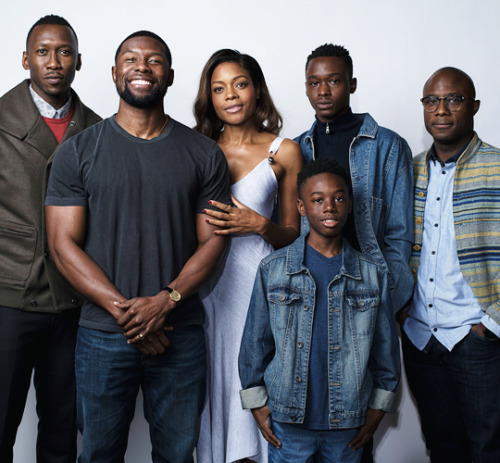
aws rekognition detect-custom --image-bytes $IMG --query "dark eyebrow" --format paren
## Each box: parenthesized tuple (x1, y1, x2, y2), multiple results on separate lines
(211, 75, 247, 85)
(307, 73, 342, 79)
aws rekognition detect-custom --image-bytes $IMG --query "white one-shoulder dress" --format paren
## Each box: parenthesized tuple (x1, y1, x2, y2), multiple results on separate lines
(197, 137, 284, 463)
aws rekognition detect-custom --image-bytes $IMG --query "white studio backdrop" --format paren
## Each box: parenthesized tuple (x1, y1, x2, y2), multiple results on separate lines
(2, 0, 499, 461)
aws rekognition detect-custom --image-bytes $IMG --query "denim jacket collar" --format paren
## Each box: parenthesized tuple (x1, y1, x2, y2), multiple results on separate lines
(286, 234, 362, 280)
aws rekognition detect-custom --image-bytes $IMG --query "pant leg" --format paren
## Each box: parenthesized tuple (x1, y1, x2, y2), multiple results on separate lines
(316, 428, 361, 463)
(76, 326, 141, 463)
(402, 332, 471, 463)
(142, 325, 206, 463)
(33, 309, 79, 463)
(449, 330, 500, 463)
(0, 307, 42, 462)
(268, 421, 318, 463)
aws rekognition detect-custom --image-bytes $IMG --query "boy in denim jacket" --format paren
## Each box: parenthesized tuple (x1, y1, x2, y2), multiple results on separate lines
(238, 159, 400, 463)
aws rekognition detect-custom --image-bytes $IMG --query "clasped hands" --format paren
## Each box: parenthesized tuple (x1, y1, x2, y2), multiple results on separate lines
(114, 291, 175, 356)
(204, 195, 266, 236)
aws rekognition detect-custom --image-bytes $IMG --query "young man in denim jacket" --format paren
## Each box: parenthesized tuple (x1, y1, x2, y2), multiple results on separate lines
(295, 44, 413, 317)
(239, 160, 400, 463)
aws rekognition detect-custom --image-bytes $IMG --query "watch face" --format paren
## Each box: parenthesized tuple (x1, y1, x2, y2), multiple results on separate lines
(170, 290, 181, 302)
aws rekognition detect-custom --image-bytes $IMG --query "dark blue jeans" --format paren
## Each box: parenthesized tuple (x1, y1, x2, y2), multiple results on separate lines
(402, 330, 500, 463)
(269, 420, 361, 463)
(75, 325, 206, 463)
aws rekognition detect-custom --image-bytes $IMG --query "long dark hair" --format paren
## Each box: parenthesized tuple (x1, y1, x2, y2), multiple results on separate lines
(194, 49, 282, 141)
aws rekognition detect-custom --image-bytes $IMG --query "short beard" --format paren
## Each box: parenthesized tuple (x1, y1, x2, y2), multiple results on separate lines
(117, 81, 167, 108)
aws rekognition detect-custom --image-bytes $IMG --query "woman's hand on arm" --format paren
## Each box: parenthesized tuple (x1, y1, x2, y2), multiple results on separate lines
(204, 139, 303, 249)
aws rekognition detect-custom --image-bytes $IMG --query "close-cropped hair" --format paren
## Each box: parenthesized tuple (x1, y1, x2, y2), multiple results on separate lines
(193, 48, 282, 141)
(114, 30, 172, 66)
(297, 159, 351, 199)
(306, 44, 353, 78)
(26, 15, 78, 48)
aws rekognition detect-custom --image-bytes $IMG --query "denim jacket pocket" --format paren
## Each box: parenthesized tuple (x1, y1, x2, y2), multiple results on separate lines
(345, 289, 379, 312)
(268, 286, 302, 331)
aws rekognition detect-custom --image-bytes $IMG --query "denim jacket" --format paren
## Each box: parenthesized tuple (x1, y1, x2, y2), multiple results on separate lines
(295, 113, 414, 312)
(238, 235, 400, 429)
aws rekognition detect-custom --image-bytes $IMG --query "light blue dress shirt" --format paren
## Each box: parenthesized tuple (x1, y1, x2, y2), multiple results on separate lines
(405, 147, 500, 351)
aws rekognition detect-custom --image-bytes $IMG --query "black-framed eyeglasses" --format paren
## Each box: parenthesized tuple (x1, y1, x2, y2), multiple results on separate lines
(420, 95, 475, 113)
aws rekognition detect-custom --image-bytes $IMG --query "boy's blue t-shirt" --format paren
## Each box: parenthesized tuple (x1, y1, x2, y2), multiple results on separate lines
(302, 243, 342, 429)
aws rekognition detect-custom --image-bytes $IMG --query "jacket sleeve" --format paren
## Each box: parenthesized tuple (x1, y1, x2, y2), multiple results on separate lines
(381, 136, 415, 312)
(367, 268, 401, 413)
(238, 262, 275, 410)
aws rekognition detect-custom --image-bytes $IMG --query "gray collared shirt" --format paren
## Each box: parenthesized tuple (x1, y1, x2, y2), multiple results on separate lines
(29, 85, 72, 119)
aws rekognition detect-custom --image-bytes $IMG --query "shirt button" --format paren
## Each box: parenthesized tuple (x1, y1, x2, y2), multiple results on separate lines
(433, 328, 438, 332)
(434, 223, 438, 227)
(416, 219, 422, 225)
(418, 192, 424, 198)
(413, 245, 421, 251)
(429, 304, 433, 308)
(71, 298, 79, 305)
(30, 300, 38, 307)
(431, 251, 436, 255)
(437, 197, 441, 201)
(442, 171, 446, 174)
(429, 278, 434, 282)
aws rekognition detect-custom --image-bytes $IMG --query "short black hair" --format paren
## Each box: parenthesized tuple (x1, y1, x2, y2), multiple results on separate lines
(115, 30, 172, 66)
(297, 159, 351, 199)
(306, 44, 353, 78)
(26, 15, 77, 48)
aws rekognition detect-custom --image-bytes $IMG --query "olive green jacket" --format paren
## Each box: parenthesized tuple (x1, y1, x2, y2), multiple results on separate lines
(0, 80, 101, 312)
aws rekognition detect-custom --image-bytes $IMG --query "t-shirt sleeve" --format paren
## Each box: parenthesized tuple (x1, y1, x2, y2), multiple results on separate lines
(45, 138, 88, 207)
(196, 144, 231, 213)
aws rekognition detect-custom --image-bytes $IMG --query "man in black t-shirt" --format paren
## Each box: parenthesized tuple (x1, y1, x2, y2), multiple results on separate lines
(45, 31, 230, 462)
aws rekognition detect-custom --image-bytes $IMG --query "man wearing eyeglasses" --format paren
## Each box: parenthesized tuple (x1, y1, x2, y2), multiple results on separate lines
(402, 67, 500, 463)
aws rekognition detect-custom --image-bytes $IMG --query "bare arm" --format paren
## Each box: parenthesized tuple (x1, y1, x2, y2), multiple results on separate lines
(46, 205, 125, 319)
(205, 139, 303, 249)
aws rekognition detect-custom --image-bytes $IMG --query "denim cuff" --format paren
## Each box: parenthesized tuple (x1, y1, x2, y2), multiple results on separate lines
(239, 386, 268, 410)
(368, 388, 398, 413)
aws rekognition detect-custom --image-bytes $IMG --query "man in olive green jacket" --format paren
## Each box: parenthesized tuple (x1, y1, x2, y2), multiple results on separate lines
(0, 14, 100, 462)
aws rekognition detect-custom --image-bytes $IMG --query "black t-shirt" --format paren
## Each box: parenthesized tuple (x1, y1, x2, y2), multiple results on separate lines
(46, 116, 231, 332)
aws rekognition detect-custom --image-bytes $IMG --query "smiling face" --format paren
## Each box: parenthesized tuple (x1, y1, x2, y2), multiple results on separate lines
(22, 24, 81, 109)
(423, 67, 480, 160)
(305, 56, 356, 123)
(298, 172, 351, 250)
(112, 35, 173, 109)
(210, 61, 258, 127)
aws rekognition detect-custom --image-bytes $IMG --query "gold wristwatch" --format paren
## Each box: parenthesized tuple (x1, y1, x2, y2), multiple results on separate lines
(162, 286, 182, 303)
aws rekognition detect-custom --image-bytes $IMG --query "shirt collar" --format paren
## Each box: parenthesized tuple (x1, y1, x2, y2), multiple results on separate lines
(428, 144, 466, 166)
(29, 85, 72, 119)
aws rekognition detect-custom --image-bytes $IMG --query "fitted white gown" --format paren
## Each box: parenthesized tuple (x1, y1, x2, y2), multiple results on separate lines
(196, 137, 284, 463)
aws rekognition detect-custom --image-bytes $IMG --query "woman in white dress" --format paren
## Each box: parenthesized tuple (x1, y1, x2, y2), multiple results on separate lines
(193, 49, 302, 463)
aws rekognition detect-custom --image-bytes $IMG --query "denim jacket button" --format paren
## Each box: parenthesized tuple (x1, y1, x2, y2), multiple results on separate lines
(295, 376, 302, 383)
(303, 305, 309, 311)
(291, 415, 297, 421)
(279, 294, 285, 301)
(298, 342, 303, 348)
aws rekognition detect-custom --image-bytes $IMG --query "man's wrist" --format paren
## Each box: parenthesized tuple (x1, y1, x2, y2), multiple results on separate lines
(161, 286, 182, 303)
